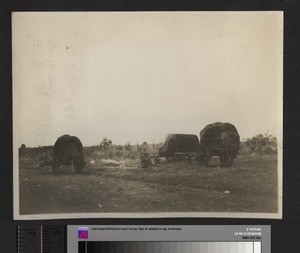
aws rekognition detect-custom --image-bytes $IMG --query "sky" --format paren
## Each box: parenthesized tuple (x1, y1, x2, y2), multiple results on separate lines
(13, 12, 283, 147)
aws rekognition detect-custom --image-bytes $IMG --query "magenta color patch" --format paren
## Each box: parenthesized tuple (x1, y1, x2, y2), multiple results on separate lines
(78, 227, 88, 239)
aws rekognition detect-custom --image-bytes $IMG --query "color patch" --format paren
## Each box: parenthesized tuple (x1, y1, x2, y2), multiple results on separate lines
(78, 227, 88, 239)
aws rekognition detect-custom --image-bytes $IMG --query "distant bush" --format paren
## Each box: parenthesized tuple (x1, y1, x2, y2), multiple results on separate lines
(100, 138, 112, 159)
(243, 133, 277, 155)
(82, 141, 161, 163)
(18, 146, 53, 169)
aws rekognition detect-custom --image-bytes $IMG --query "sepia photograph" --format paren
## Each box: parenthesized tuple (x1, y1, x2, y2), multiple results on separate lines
(13, 11, 283, 219)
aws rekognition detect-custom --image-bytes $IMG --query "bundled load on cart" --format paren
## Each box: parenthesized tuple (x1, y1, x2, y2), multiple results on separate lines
(198, 122, 240, 167)
(158, 134, 199, 162)
(52, 135, 86, 174)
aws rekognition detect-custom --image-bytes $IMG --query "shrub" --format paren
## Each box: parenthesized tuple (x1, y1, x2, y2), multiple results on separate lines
(244, 133, 277, 155)
(100, 138, 112, 159)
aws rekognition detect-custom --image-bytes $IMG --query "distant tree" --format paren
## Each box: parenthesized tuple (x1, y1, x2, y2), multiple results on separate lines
(245, 133, 277, 155)
(139, 142, 149, 156)
(100, 138, 112, 159)
(20, 144, 26, 149)
(124, 142, 132, 151)
(115, 145, 123, 151)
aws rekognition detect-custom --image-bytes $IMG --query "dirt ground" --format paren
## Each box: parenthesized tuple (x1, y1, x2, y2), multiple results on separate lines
(19, 155, 278, 215)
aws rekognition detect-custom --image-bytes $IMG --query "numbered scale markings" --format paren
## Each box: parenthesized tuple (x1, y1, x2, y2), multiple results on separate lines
(17, 225, 65, 253)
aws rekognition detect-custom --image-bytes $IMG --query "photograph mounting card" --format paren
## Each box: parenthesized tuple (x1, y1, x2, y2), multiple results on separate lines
(13, 11, 283, 219)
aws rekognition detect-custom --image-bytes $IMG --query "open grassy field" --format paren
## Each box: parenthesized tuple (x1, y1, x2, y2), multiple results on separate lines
(18, 148, 278, 215)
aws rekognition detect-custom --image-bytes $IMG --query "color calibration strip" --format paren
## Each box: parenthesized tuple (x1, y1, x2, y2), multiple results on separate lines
(78, 241, 261, 253)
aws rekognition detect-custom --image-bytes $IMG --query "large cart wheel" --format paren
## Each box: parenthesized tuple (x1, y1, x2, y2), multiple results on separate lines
(74, 159, 85, 174)
(220, 151, 234, 167)
(74, 165, 82, 174)
(52, 163, 59, 174)
(197, 144, 210, 166)
(199, 154, 210, 166)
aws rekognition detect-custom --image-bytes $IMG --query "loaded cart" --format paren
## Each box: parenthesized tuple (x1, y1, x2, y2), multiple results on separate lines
(198, 122, 240, 167)
(52, 134, 86, 174)
(147, 122, 239, 168)
(158, 134, 199, 162)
